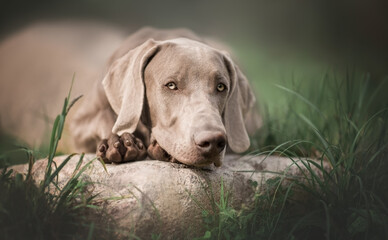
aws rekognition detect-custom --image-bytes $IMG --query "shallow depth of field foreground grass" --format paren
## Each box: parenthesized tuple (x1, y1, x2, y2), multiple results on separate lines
(0, 69, 387, 240)
(0, 87, 121, 239)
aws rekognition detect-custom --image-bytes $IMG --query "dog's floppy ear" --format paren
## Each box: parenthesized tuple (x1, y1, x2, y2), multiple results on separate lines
(223, 53, 258, 153)
(102, 39, 159, 135)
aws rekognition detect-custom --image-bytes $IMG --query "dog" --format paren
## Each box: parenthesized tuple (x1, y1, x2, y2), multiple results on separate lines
(0, 23, 260, 167)
(70, 27, 261, 167)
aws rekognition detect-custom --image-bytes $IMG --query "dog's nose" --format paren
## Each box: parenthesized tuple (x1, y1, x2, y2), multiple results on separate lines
(195, 131, 227, 156)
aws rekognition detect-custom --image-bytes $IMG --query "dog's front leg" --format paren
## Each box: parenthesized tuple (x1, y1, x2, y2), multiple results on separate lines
(147, 134, 179, 163)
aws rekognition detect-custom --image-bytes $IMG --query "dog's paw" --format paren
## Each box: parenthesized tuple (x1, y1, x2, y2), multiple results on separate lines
(97, 132, 147, 163)
(147, 138, 178, 163)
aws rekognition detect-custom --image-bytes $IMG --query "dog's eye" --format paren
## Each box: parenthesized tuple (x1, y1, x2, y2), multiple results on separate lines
(216, 83, 227, 92)
(166, 82, 178, 90)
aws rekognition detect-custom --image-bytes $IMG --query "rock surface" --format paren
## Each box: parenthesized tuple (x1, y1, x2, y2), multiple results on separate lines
(11, 154, 318, 239)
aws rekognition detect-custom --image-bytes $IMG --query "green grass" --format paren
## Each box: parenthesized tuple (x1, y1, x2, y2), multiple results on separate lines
(195, 71, 388, 239)
(0, 81, 120, 240)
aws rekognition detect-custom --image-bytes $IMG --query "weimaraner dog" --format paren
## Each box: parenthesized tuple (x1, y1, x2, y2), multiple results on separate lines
(70, 27, 261, 167)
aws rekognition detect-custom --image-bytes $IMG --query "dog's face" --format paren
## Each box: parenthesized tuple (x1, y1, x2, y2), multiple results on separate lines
(144, 41, 230, 166)
(103, 38, 255, 167)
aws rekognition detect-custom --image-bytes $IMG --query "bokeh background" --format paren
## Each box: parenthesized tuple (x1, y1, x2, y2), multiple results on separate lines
(2, 0, 388, 74)
(2, 0, 388, 96)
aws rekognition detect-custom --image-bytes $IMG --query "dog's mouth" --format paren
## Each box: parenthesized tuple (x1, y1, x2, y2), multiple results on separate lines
(164, 146, 223, 167)
(147, 138, 222, 167)
(166, 149, 223, 168)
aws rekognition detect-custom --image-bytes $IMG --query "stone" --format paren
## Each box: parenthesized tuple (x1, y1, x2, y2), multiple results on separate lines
(11, 154, 322, 239)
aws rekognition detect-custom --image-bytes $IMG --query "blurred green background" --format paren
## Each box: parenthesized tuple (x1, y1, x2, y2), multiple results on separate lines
(1, 0, 387, 146)
(2, 0, 387, 112)
(2, 0, 388, 75)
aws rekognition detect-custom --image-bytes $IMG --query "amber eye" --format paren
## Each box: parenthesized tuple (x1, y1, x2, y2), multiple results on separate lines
(166, 82, 177, 90)
(216, 83, 226, 92)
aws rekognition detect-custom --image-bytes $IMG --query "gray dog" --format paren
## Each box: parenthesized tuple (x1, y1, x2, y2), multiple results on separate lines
(0, 24, 260, 167)
(71, 27, 261, 167)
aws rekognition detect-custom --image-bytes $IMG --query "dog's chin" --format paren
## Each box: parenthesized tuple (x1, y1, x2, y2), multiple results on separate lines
(168, 150, 224, 168)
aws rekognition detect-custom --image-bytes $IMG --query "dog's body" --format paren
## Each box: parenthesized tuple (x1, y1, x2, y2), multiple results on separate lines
(0, 23, 261, 167)
(0, 22, 125, 150)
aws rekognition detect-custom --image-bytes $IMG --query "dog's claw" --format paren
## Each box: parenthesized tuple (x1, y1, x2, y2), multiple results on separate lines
(137, 141, 144, 149)
(98, 145, 105, 152)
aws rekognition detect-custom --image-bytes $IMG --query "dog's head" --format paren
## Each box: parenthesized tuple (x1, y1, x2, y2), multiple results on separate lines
(102, 38, 257, 167)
